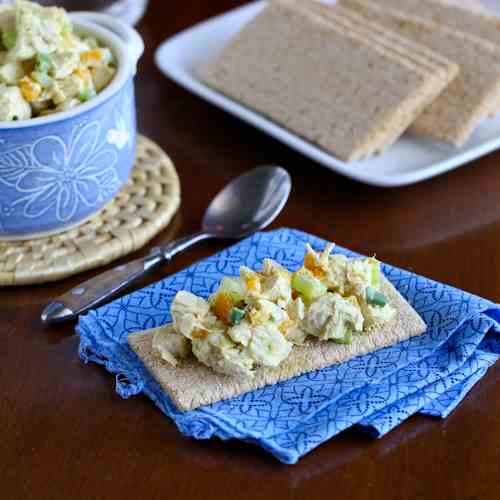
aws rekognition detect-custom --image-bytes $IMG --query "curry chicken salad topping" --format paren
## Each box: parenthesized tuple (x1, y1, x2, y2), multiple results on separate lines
(153, 243, 397, 378)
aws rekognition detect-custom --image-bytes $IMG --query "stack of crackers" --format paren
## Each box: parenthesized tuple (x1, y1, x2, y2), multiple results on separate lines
(200, 0, 500, 162)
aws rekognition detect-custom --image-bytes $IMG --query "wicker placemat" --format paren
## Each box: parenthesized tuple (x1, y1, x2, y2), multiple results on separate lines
(0, 135, 181, 286)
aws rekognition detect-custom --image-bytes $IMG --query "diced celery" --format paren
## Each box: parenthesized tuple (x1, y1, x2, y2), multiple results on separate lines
(100, 47, 113, 65)
(229, 307, 246, 326)
(292, 273, 327, 302)
(366, 286, 387, 307)
(218, 277, 245, 303)
(2, 31, 16, 50)
(78, 87, 96, 102)
(31, 71, 53, 88)
(370, 259, 380, 288)
(326, 318, 347, 340)
(35, 53, 52, 74)
(333, 327, 353, 345)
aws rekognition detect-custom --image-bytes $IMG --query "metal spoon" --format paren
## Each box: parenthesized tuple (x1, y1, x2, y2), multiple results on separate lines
(41, 165, 292, 324)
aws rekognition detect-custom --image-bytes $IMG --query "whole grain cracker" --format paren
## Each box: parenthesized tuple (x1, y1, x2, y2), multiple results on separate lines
(340, 0, 500, 145)
(376, 0, 500, 45)
(314, 3, 458, 83)
(368, 0, 500, 115)
(199, 0, 446, 161)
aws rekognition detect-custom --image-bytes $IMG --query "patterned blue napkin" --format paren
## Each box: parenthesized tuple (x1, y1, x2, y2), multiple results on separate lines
(77, 228, 500, 464)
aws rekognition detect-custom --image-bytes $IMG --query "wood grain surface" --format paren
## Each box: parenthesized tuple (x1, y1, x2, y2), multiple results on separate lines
(1, 1, 499, 499)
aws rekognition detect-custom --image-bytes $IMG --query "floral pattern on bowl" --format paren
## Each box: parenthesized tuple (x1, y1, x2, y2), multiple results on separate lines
(0, 78, 136, 239)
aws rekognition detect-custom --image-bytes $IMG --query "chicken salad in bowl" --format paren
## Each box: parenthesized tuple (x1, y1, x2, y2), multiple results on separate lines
(0, 0, 117, 121)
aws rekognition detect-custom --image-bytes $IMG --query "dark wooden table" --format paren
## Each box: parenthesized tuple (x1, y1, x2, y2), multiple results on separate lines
(2, 1, 500, 499)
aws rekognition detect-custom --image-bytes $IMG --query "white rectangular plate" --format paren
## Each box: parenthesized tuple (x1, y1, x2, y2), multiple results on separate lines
(155, 0, 500, 187)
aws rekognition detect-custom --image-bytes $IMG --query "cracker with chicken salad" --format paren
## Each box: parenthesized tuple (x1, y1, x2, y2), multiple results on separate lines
(129, 243, 427, 411)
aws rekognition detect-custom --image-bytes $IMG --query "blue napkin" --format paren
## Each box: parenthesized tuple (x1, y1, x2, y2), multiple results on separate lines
(77, 228, 500, 464)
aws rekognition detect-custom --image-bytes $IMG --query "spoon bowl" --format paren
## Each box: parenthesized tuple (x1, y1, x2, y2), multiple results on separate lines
(202, 166, 291, 238)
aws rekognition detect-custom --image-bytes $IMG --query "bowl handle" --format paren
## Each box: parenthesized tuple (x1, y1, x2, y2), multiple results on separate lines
(72, 12, 144, 73)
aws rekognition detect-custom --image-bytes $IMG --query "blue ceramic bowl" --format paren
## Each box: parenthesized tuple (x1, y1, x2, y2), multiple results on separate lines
(0, 13, 144, 240)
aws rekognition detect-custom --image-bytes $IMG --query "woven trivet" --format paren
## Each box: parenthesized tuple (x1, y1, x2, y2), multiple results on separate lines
(0, 135, 181, 286)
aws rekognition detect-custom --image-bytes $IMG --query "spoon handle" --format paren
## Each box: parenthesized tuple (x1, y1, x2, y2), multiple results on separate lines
(41, 231, 211, 324)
